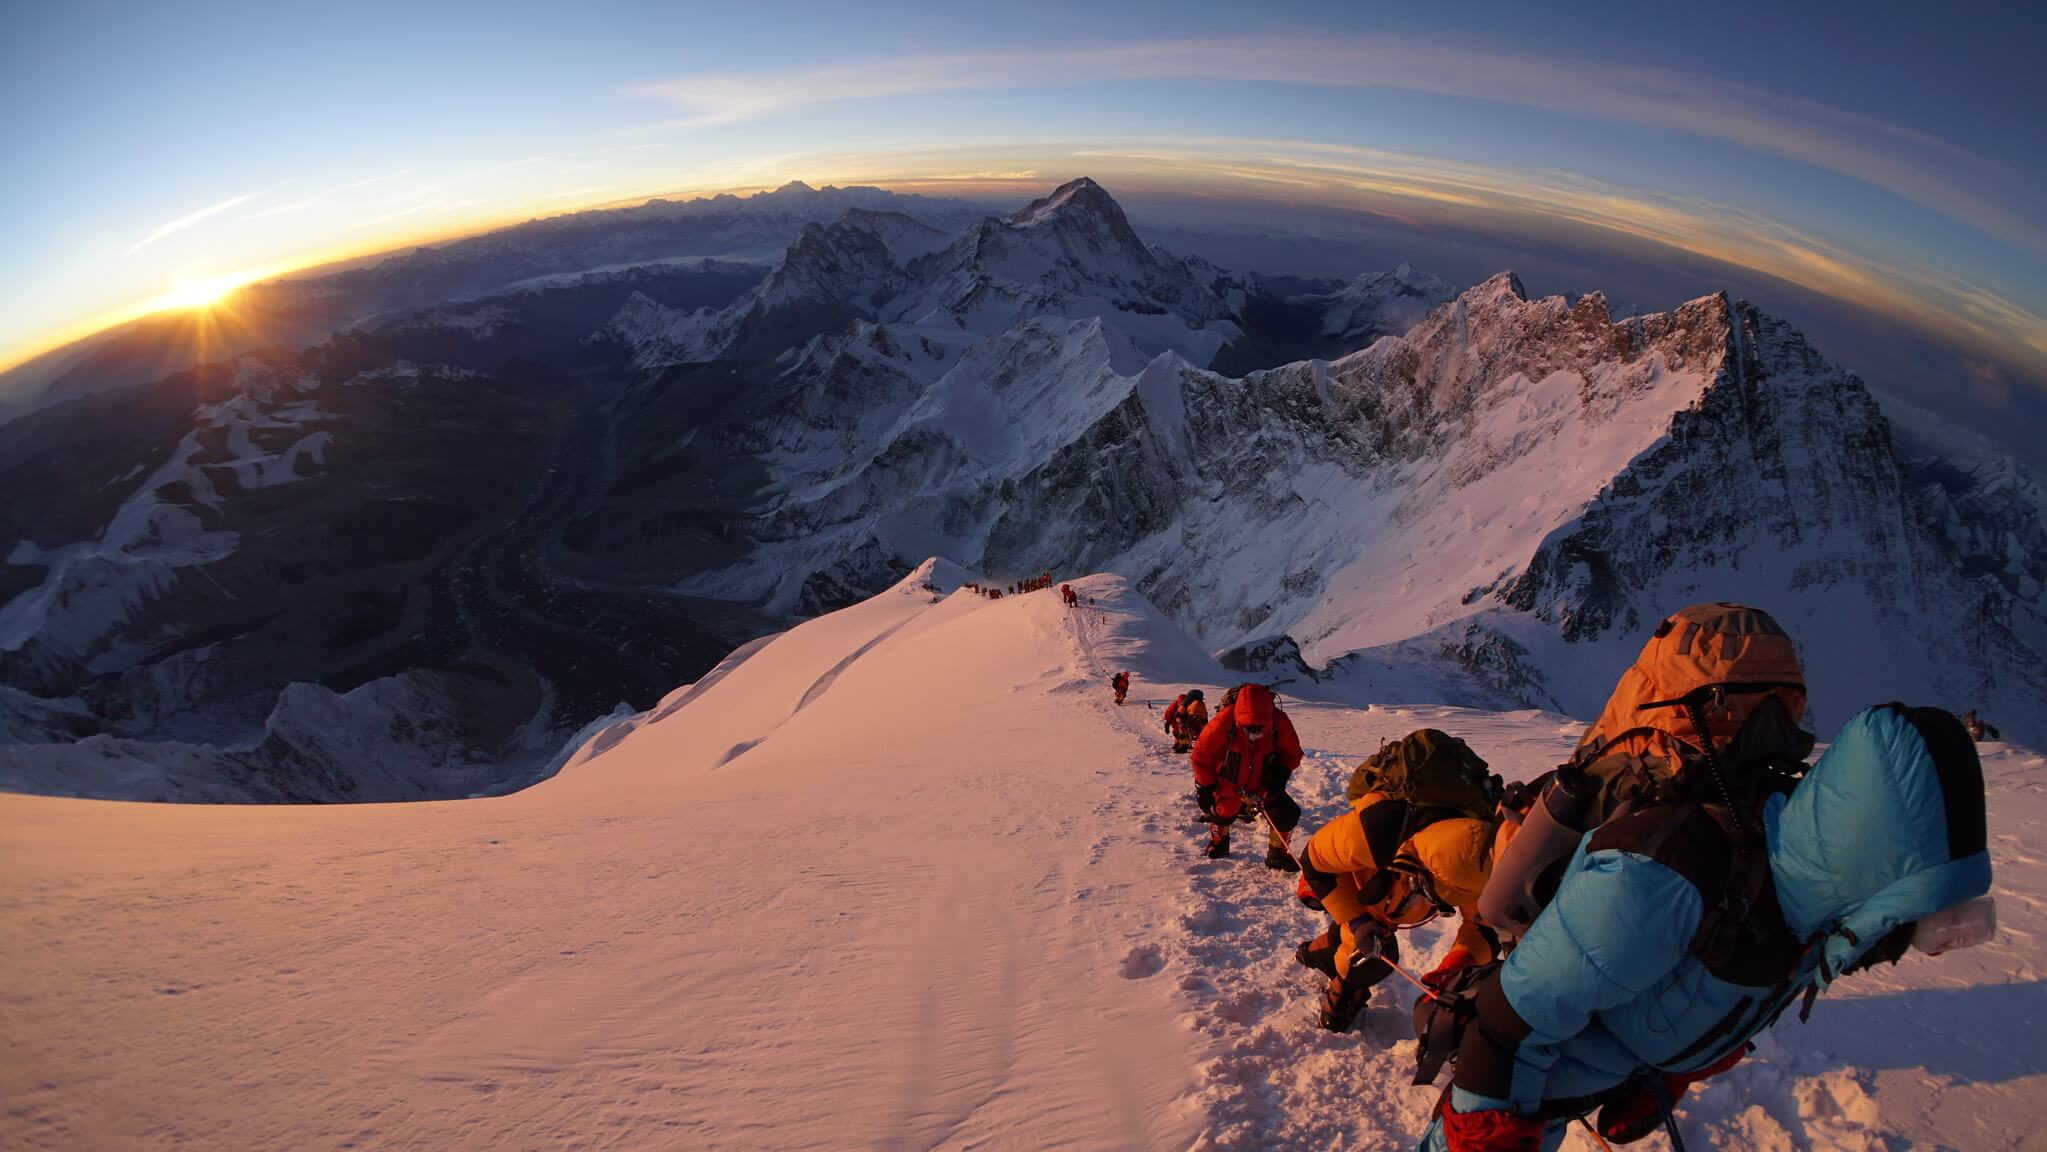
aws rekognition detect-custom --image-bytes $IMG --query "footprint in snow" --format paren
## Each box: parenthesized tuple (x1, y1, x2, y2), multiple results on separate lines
(1121, 943, 1167, 979)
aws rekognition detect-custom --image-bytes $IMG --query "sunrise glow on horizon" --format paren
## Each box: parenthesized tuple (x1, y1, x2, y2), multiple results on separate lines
(3, 2, 2041, 403)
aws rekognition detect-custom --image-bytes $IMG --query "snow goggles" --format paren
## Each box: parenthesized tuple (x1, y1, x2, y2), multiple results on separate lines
(1379, 858, 1454, 929)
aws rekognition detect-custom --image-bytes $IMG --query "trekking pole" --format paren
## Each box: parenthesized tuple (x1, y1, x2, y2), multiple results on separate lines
(1388, 957, 1445, 1003)
(1246, 798, 1305, 873)
(1650, 1077, 1689, 1152)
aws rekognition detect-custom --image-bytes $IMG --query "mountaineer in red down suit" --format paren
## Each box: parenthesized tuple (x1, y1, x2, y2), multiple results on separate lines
(1190, 684, 1304, 869)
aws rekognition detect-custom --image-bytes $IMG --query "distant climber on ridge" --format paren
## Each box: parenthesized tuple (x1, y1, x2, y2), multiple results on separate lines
(1191, 684, 1304, 868)
(1964, 709, 2000, 742)
(1163, 689, 1209, 754)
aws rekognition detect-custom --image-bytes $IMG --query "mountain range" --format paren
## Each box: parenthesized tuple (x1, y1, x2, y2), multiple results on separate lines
(1, 177, 2038, 801)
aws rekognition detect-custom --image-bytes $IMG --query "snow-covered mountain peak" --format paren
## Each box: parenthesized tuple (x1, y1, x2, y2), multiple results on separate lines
(1484, 268, 1529, 300)
(608, 179, 1250, 372)
(1344, 272, 1730, 441)
(886, 181, 1240, 363)
(995, 177, 1155, 271)
(1009, 176, 1130, 229)
(762, 179, 823, 203)
(764, 218, 904, 307)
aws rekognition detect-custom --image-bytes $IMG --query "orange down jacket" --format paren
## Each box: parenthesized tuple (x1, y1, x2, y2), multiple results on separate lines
(1190, 685, 1303, 818)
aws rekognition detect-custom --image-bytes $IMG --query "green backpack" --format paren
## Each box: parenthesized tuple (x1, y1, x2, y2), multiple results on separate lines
(1345, 728, 1499, 820)
(1215, 684, 1244, 717)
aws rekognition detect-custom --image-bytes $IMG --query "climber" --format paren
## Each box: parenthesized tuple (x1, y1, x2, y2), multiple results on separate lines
(1062, 583, 1077, 607)
(1964, 709, 2001, 742)
(1111, 671, 1130, 705)
(1295, 729, 1501, 1034)
(1163, 689, 1209, 754)
(1190, 684, 1304, 868)
(1412, 704, 1994, 1151)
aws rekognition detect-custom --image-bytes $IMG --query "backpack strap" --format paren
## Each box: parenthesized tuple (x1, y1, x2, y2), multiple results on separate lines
(1584, 803, 1723, 908)
(1584, 802, 1802, 987)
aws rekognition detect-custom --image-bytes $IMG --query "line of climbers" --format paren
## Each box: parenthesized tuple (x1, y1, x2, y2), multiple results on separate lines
(961, 571, 1060, 601)
(1166, 602, 1996, 1151)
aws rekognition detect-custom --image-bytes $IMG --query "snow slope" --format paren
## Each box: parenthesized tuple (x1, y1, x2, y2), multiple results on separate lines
(3, 567, 2043, 1149)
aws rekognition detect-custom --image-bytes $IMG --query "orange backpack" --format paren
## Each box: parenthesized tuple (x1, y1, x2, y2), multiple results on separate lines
(1578, 602, 1806, 767)
(1476, 603, 1812, 945)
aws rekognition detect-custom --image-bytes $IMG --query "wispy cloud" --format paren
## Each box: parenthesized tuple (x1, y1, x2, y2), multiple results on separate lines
(629, 35, 2039, 252)
(495, 142, 665, 170)
(919, 169, 1039, 182)
(539, 185, 615, 202)
(352, 188, 484, 230)
(127, 191, 262, 253)
(252, 169, 411, 219)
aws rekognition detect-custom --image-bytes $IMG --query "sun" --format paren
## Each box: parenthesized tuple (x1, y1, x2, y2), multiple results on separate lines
(156, 273, 243, 311)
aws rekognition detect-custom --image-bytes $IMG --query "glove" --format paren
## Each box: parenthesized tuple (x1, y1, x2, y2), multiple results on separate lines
(1439, 1096, 1548, 1152)
(1423, 947, 1477, 989)
(1195, 783, 1217, 816)
(1296, 875, 1324, 911)
(1344, 917, 1386, 963)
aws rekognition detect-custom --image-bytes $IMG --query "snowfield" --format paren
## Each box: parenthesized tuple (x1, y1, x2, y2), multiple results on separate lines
(3, 563, 2043, 1149)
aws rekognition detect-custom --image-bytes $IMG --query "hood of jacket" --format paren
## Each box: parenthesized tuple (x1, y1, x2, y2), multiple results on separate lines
(1233, 684, 1275, 726)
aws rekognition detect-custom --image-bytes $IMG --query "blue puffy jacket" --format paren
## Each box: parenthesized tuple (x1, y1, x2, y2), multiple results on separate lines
(1416, 705, 1991, 1149)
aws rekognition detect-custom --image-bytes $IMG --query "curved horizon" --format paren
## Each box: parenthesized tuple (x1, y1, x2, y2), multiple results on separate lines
(3, 4, 2041, 427)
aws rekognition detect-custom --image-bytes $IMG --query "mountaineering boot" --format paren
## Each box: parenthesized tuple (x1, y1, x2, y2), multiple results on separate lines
(1318, 950, 1382, 1032)
(1265, 843, 1299, 872)
(1294, 930, 1340, 979)
(1203, 826, 1231, 858)
(1318, 968, 1373, 1033)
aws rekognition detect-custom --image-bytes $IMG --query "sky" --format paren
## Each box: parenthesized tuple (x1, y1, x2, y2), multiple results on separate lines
(2, 0, 2042, 430)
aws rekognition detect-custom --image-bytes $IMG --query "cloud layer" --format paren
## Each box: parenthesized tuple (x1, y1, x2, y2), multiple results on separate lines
(128, 192, 263, 253)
